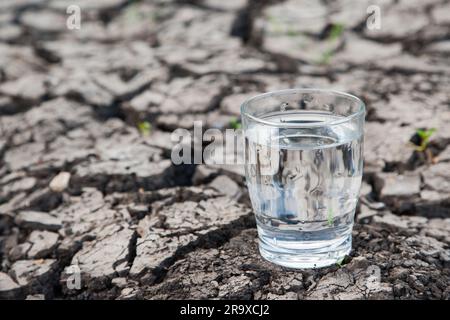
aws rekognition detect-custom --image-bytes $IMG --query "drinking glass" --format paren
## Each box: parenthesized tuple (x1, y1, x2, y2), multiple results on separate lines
(241, 89, 365, 268)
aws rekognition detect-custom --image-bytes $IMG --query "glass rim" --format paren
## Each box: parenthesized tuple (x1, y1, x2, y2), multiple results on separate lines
(240, 88, 366, 128)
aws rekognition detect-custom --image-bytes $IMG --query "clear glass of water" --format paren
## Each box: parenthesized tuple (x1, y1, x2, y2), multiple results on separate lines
(241, 89, 365, 269)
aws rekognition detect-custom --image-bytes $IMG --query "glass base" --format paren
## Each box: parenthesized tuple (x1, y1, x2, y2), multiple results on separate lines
(258, 233, 352, 269)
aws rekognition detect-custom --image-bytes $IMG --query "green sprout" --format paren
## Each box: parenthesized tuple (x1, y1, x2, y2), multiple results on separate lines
(336, 256, 346, 268)
(125, 1, 164, 24)
(415, 128, 436, 152)
(124, 4, 141, 23)
(328, 23, 345, 41)
(327, 207, 334, 227)
(316, 23, 345, 65)
(317, 49, 333, 65)
(137, 121, 152, 136)
(286, 28, 301, 37)
(268, 15, 284, 35)
(229, 117, 242, 130)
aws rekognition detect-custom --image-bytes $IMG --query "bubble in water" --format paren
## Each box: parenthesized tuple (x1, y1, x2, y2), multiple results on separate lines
(303, 94, 313, 102)
(280, 133, 289, 145)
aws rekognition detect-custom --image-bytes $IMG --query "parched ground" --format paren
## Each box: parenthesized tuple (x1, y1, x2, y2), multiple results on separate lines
(0, 0, 449, 300)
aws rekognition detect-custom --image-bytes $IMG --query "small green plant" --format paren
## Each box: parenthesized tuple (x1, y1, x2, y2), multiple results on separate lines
(286, 28, 301, 37)
(415, 128, 436, 152)
(267, 15, 284, 35)
(124, 4, 141, 23)
(137, 121, 152, 136)
(229, 117, 242, 130)
(327, 207, 334, 227)
(336, 256, 346, 268)
(317, 49, 333, 65)
(328, 23, 345, 41)
(316, 23, 345, 65)
(268, 15, 301, 37)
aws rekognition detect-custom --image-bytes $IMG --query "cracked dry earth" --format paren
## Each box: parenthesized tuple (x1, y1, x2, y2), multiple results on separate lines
(0, 0, 449, 300)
